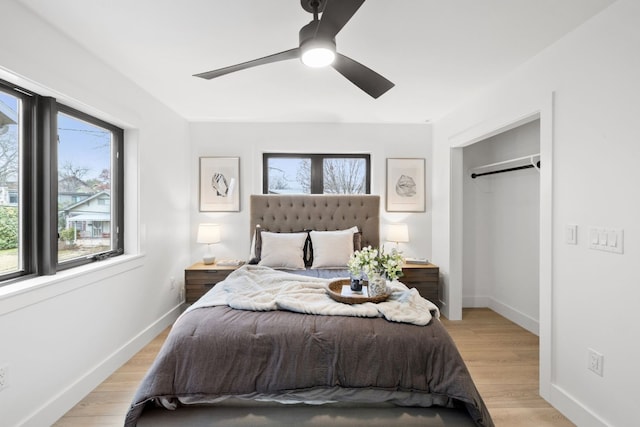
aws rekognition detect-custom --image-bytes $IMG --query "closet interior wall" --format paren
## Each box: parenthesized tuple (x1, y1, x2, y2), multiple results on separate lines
(462, 120, 541, 334)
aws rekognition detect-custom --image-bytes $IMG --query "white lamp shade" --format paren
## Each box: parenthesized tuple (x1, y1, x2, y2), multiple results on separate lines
(387, 223, 409, 243)
(197, 223, 221, 244)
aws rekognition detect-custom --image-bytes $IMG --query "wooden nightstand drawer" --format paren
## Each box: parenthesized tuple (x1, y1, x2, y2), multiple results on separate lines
(186, 270, 231, 284)
(401, 263, 440, 306)
(184, 262, 240, 304)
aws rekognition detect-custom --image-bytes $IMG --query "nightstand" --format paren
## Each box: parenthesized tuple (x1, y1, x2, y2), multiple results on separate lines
(184, 262, 241, 304)
(401, 263, 440, 306)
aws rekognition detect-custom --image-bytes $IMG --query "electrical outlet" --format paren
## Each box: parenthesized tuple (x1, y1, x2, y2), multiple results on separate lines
(169, 277, 176, 291)
(588, 348, 604, 376)
(0, 364, 8, 391)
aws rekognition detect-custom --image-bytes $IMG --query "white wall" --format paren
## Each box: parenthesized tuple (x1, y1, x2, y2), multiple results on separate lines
(189, 122, 432, 264)
(0, 2, 190, 426)
(432, 0, 640, 425)
(462, 121, 540, 334)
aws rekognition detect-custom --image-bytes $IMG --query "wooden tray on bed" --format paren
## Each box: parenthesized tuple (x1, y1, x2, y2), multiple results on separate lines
(327, 279, 390, 304)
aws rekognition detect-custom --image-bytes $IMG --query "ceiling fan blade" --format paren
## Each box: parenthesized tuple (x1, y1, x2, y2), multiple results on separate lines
(194, 48, 300, 80)
(315, 0, 365, 40)
(332, 53, 394, 99)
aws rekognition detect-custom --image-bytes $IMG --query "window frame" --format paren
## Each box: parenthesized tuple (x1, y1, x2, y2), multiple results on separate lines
(0, 81, 35, 282)
(262, 153, 371, 194)
(54, 103, 124, 271)
(0, 78, 124, 285)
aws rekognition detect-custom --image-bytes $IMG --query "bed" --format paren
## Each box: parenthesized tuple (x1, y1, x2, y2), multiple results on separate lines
(125, 194, 493, 427)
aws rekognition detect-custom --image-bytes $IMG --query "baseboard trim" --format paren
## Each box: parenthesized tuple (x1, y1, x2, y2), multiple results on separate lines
(19, 303, 183, 427)
(462, 295, 539, 335)
(462, 295, 489, 307)
(488, 298, 539, 335)
(548, 383, 609, 427)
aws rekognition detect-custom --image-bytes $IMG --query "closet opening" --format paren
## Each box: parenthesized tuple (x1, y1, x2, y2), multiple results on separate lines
(462, 119, 541, 335)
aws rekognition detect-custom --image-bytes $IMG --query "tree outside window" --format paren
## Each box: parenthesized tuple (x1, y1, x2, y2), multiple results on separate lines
(263, 154, 370, 195)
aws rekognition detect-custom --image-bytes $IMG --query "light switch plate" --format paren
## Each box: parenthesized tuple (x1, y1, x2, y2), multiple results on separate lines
(566, 224, 577, 245)
(589, 227, 623, 254)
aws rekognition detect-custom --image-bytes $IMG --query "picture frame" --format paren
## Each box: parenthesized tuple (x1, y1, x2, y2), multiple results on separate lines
(386, 158, 425, 212)
(199, 157, 240, 212)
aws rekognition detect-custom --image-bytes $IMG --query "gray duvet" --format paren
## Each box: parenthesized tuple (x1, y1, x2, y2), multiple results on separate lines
(124, 301, 493, 426)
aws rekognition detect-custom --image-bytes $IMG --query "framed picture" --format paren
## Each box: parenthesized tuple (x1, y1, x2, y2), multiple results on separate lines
(386, 158, 425, 212)
(199, 157, 240, 212)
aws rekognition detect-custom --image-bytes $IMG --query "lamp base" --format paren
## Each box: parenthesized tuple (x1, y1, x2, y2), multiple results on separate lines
(202, 255, 216, 265)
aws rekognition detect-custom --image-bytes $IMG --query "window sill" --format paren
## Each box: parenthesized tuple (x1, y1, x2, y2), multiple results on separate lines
(0, 253, 145, 316)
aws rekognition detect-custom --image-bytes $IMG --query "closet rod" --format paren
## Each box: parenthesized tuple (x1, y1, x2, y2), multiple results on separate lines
(471, 160, 541, 179)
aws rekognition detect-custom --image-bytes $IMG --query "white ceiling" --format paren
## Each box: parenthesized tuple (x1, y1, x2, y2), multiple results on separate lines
(19, 0, 615, 123)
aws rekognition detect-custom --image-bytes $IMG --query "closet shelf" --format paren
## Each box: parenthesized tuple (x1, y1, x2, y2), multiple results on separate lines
(470, 153, 540, 179)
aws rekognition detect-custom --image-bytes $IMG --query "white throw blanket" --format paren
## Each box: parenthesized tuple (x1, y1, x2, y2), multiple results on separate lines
(183, 265, 439, 326)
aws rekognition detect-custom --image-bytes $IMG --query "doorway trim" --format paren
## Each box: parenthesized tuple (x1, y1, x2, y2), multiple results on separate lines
(447, 92, 554, 400)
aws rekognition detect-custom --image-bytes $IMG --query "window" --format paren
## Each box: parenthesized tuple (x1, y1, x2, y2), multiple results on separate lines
(263, 154, 370, 194)
(0, 88, 22, 278)
(57, 105, 122, 266)
(0, 79, 124, 285)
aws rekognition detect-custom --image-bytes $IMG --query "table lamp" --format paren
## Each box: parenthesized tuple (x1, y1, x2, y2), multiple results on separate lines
(386, 223, 409, 250)
(197, 223, 221, 265)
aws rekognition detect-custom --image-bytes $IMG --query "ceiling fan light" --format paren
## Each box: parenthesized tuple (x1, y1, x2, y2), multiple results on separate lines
(301, 46, 336, 67)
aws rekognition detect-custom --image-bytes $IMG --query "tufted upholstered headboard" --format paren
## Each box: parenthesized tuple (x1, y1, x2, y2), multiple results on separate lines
(250, 194, 380, 248)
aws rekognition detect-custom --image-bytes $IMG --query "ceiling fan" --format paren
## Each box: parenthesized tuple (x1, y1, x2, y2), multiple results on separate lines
(194, 0, 394, 99)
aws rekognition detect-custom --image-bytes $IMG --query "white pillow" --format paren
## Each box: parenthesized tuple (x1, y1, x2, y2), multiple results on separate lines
(309, 226, 358, 269)
(258, 231, 307, 270)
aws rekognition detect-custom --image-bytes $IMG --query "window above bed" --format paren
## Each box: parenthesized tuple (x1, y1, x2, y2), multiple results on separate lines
(263, 153, 370, 195)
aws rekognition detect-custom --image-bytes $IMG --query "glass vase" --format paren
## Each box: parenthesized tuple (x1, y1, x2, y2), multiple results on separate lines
(350, 277, 363, 292)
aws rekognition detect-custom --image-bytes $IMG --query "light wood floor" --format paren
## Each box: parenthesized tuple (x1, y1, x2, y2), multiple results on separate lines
(441, 309, 574, 427)
(54, 308, 574, 427)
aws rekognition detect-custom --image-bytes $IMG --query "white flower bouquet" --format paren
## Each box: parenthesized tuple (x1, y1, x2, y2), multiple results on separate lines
(347, 246, 404, 281)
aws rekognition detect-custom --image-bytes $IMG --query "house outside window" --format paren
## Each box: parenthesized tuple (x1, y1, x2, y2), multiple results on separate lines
(57, 109, 118, 264)
(0, 79, 124, 285)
